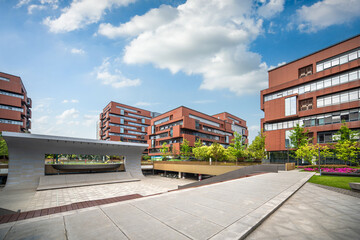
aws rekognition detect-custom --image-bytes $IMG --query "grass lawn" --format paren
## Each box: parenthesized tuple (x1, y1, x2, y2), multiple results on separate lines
(308, 175, 360, 190)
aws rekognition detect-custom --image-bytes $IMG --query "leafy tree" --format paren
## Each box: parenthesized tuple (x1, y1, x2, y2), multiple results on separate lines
(229, 132, 247, 163)
(295, 144, 333, 165)
(335, 140, 359, 165)
(334, 122, 359, 143)
(225, 147, 237, 162)
(142, 155, 151, 161)
(248, 131, 266, 161)
(194, 138, 202, 148)
(207, 142, 226, 163)
(160, 143, 170, 161)
(289, 124, 311, 149)
(180, 139, 192, 160)
(0, 136, 8, 160)
(192, 145, 209, 161)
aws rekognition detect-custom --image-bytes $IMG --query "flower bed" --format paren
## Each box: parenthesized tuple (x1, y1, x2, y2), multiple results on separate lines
(298, 165, 348, 169)
(301, 167, 359, 173)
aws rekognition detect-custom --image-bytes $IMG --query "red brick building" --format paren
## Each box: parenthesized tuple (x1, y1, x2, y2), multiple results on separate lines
(147, 106, 248, 159)
(0, 72, 31, 133)
(260, 35, 360, 162)
(98, 102, 159, 145)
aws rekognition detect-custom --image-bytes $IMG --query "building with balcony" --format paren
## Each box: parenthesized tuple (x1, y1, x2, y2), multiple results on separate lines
(147, 106, 248, 159)
(98, 102, 161, 146)
(260, 35, 360, 162)
(0, 72, 31, 133)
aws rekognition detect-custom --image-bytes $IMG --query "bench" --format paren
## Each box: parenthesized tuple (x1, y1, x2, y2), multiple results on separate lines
(349, 182, 360, 191)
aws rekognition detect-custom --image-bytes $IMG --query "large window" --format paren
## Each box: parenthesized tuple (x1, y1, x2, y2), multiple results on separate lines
(0, 90, 24, 99)
(189, 114, 220, 127)
(285, 96, 297, 116)
(298, 65, 313, 78)
(316, 48, 360, 72)
(317, 88, 360, 107)
(154, 117, 170, 125)
(264, 68, 360, 102)
(264, 108, 360, 131)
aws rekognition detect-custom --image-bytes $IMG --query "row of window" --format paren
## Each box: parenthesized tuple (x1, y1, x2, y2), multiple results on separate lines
(127, 112, 151, 120)
(108, 133, 137, 138)
(180, 129, 220, 141)
(317, 88, 360, 108)
(227, 116, 240, 124)
(317, 129, 360, 143)
(189, 114, 220, 128)
(0, 104, 23, 112)
(316, 48, 360, 72)
(203, 126, 232, 136)
(0, 118, 23, 125)
(159, 120, 183, 131)
(154, 116, 170, 125)
(109, 113, 148, 126)
(115, 105, 138, 113)
(150, 132, 169, 139)
(109, 123, 137, 130)
(128, 121, 148, 127)
(231, 124, 246, 135)
(127, 130, 146, 135)
(264, 108, 360, 131)
(264, 68, 360, 102)
(0, 90, 24, 99)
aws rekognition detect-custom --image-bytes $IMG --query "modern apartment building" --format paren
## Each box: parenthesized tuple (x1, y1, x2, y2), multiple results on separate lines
(98, 102, 160, 145)
(260, 35, 360, 162)
(0, 72, 31, 133)
(147, 106, 248, 159)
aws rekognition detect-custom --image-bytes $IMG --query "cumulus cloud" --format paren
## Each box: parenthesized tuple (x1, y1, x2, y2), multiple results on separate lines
(257, 0, 285, 19)
(294, 0, 360, 32)
(43, 0, 135, 33)
(95, 58, 141, 88)
(98, 4, 178, 38)
(99, 0, 273, 95)
(192, 100, 216, 104)
(16, 0, 59, 14)
(56, 108, 79, 124)
(15, 0, 31, 8)
(70, 48, 85, 55)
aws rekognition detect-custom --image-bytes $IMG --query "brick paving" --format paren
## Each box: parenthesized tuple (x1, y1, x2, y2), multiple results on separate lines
(0, 194, 142, 224)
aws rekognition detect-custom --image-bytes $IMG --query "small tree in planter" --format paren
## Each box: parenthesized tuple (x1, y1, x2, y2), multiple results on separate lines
(180, 139, 192, 160)
(160, 143, 170, 161)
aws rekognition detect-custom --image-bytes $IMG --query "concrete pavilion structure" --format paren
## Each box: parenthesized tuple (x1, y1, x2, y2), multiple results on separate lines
(2, 132, 148, 190)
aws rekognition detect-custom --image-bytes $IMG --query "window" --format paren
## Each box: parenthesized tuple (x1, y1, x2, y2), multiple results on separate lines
(120, 128, 124, 133)
(154, 117, 170, 125)
(317, 98, 324, 108)
(298, 65, 313, 78)
(349, 71, 358, 81)
(151, 125, 155, 134)
(195, 120, 200, 129)
(0, 76, 10, 82)
(340, 74, 348, 84)
(142, 127, 145, 132)
(141, 119, 145, 124)
(285, 96, 297, 116)
(120, 118, 124, 124)
(299, 98, 313, 111)
(120, 109, 124, 115)
(316, 48, 360, 72)
(0, 90, 24, 99)
(189, 114, 220, 127)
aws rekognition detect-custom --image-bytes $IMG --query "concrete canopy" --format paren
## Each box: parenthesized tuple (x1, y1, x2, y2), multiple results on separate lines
(2, 132, 148, 190)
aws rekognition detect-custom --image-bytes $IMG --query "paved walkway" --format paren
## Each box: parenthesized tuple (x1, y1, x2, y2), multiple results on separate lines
(246, 182, 360, 240)
(0, 171, 313, 239)
(0, 176, 195, 212)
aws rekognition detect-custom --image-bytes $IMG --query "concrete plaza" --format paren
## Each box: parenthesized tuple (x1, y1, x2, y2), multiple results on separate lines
(0, 171, 316, 239)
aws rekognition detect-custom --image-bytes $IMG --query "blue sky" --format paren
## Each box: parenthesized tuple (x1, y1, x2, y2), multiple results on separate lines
(1, 0, 359, 142)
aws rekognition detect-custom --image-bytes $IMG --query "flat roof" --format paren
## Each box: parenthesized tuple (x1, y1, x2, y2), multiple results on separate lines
(2, 132, 148, 147)
(268, 34, 360, 72)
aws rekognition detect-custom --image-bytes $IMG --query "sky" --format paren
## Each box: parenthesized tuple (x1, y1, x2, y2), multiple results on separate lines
(0, 0, 359, 143)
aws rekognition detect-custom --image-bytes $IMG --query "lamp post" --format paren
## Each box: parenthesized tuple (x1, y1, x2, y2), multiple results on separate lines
(318, 146, 321, 176)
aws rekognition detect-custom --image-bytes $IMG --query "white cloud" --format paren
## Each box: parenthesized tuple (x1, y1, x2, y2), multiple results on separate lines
(257, 0, 285, 19)
(43, 0, 135, 33)
(62, 99, 79, 103)
(268, 61, 286, 71)
(70, 48, 85, 55)
(28, 4, 46, 14)
(98, 4, 178, 38)
(95, 58, 141, 88)
(100, 0, 272, 95)
(294, 0, 360, 32)
(56, 108, 79, 124)
(15, 0, 31, 8)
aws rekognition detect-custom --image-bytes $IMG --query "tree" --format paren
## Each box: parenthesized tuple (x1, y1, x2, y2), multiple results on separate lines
(194, 138, 202, 148)
(335, 140, 359, 165)
(334, 122, 359, 143)
(0, 136, 8, 160)
(207, 142, 226, 163)
(229, 132, 247, 164)
(289, 124, 311, 165)
(160, 143, 170, 160)
(248, 131, 266, 161)
(192, 145, 209, 161)
(180, 139, 192, 160)
(294, 144, 317, 165)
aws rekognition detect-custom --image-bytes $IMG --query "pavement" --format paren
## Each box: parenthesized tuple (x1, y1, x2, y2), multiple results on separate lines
(246, 182, 360, 240)
(0, 176, 195, 212)
(0, 171, 314, 239)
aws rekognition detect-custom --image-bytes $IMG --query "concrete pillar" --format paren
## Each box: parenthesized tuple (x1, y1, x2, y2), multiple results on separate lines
(178, 172, 182, 179)
(198, 174, 202, 181)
